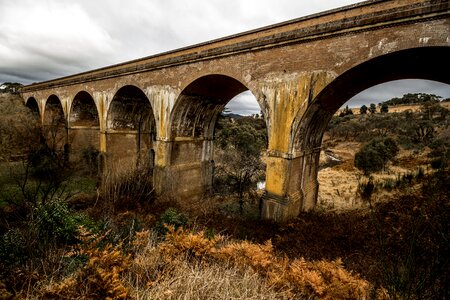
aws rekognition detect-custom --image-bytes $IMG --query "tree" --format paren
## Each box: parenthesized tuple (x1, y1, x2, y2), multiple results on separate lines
(214, 118, 266, 213)
(360, 105, 368, 115)
(383, 93, 442, 106)
(420, 102, 449, 121)
(0, 93, 41, 161)
(380, 103, 389, 114)
(428, 132, 450, 169)
(339, 105, 354, 117)
(369, 103, 377, 114)
(410, 120, 435, 144)
(354, 137, 399, 175)
(355, 147, 384, 175)
(369, 114, 398, 137)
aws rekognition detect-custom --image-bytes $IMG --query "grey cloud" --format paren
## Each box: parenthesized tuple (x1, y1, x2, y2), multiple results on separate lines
(0, 0, 117, 83)
(226, 91, 261, 116)
(0, 0, 357, 84)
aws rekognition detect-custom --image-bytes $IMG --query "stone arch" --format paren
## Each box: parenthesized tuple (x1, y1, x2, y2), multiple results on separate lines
(295, 47, 449, 153)
(44, 94, 65, 126)
(69, 91, 99, 127)
(25, 97, 40, 119)
(68, 91, 101, 161)
(106, 85, 156, 170)
(43, 94, 68, 151)
(163, 74, 265, 198)
(292, 46, 450, 210)
(170, 74, 252, 139)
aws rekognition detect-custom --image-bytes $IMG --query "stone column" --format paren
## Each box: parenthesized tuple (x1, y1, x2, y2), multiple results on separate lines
(95, 92, 108, 172)
(298, 149, 321, 210)
(153, 139, 172, 195)
(153, 137, 213, 199)
(262, 152, 302, 221)
(261, 148, 320, 221)
(254, 71, 334, 222)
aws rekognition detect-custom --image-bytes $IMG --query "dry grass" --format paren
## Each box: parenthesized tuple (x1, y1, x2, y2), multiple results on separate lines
(318, 143, 432, 211)
(27, 226, 382, 300)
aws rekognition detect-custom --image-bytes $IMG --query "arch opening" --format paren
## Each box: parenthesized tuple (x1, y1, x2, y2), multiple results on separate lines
(214, 91, 268, 202)
(106, 85, 156, 171)
(293, 47, 450, 211)
(68, 91, 101, 166)
(169, 74, 267, 204)
(43, 95, 67, 152)
(171, 74, 248, 139)
(70, 91, 99, 127)
(25, 97, 40, 118)
(44, 95, 65, 127)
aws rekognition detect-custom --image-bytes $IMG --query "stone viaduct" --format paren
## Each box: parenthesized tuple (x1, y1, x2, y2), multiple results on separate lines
(20, 0, 449, 221)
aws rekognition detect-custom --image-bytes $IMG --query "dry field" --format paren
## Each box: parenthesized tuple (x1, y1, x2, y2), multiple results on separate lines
(317, 142, 430, 211)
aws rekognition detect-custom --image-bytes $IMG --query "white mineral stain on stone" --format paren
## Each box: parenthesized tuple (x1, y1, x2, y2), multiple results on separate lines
(419, 37, 431, 44)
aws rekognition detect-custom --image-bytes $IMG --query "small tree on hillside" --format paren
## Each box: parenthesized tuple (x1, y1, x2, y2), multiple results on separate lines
(360, 105, 368, 115)
(339, 105, 354, 117)
(365, 114, 398, 138)
(369, 103, 377, 114)
(215, 120, 266, 213)
(355, 137, 399, 175)
(380, 103, 389, 114)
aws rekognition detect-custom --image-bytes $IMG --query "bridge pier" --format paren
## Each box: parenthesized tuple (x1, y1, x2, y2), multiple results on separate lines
(154, 138, 213, 199)
(262, 149, 321, 221)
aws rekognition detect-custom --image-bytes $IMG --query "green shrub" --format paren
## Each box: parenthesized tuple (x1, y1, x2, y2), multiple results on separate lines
(34, 200, 90, 244)
(355, 137, 399, 175)
(0, 229, 27, 267)
(355, 147, 384, 175)
(155, 208, 188, 235)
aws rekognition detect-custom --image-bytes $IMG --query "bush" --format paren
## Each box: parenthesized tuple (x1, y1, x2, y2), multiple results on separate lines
(98, 167, 154, 215)
(155, 208, 188, 235)
(428, 135, 450, 169)
(0, 229, 27, 267)
(355, 137, 399, 175)
(355, 147, 384, 175)
(35, 200, 89, 244)
(358, 177, 375, 203)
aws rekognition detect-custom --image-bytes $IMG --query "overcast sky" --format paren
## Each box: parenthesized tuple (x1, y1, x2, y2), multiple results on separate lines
(1, 0, 448, 114)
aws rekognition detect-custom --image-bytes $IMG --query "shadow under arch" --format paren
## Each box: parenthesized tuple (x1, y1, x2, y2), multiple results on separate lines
(170, 74, 251, 139)
(164, 74, 265, 199)
(25, 97, 40, 119)
(69, 91, 99, 127)
(292, 46, 450, 211)
(42, 94, 68, 153)
(106, 85, 156, 171)
(68, 91, 101, 164)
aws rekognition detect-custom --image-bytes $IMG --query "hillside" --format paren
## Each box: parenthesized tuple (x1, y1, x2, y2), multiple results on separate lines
(336, 92, 450, 115)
